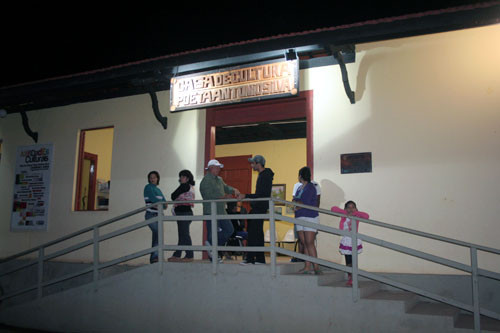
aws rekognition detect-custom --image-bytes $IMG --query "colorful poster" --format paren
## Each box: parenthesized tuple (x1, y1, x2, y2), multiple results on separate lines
(10, 144, 54, 231)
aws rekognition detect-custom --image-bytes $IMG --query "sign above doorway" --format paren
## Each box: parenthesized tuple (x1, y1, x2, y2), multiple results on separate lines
(170, 59, 299, 112)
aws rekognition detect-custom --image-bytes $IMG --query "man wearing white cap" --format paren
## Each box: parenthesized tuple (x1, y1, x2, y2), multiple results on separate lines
(200, 159, 240, 261)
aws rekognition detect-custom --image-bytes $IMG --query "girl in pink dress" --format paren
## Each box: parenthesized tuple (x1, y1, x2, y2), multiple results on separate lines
(331, 201, 369, 286)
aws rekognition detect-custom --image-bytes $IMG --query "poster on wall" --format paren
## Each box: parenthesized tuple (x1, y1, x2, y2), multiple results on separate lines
(10, 144, 54, 231)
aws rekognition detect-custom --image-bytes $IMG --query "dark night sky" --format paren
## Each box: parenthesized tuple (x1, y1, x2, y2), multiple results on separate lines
(0, 1, 484, 88)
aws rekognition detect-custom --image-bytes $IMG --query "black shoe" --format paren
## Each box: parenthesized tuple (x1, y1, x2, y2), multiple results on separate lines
(290, 257, 303, 262)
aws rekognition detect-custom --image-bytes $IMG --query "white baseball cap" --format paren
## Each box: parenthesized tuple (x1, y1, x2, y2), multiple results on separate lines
(206, 159, 224, 169)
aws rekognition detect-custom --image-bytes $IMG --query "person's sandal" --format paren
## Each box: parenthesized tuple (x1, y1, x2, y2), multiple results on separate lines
(314, 269, 323, 275)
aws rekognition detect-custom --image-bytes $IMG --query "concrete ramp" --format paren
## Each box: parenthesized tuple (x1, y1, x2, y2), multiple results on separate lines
(1, 262, 499, 332)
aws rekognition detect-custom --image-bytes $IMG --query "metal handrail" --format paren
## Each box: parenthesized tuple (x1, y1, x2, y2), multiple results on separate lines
(0, 197, 498, 332)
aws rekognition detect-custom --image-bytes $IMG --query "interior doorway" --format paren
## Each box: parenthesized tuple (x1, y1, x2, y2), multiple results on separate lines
(75, 127, 114, 211)
(203, 90, 313, 256)
(78, 152, 98, 210)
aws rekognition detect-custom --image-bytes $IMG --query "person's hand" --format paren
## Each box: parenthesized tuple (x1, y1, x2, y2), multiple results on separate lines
(237, 193, 245, 200)
(233, 188, 240, 196)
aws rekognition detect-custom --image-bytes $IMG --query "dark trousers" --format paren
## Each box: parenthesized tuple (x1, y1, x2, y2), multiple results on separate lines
(246, 208, 266, 263)
(173, 210, 193, 258)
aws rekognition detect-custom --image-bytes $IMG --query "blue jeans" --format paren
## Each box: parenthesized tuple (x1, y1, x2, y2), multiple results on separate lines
(146, 211, 159, 263)
(206, 219, 234, 248)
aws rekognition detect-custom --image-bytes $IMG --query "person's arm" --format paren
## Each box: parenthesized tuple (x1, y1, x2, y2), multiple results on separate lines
(158, 188, 168, 210)
(352, 211, 369, 219)
(353, 211, 369, 231)
(317, 195, 321, 207)
(246, 173, 272, 198)
(144, 185, 155, 204)
(199, 178, 212, 199)
(171, 183, 190, 201)
(331, 206, 347, 214)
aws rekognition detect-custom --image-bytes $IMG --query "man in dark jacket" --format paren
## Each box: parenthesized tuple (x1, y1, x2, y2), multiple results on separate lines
(239, 155, 274, 265)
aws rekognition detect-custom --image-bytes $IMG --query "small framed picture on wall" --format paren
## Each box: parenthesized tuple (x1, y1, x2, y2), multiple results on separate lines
(271, 184, 286, 205)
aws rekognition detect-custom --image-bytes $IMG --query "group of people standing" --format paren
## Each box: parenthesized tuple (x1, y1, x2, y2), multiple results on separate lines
(199, 155, 274, 265)
(143, 169, 196, 263)
(143, 155, 369, 286)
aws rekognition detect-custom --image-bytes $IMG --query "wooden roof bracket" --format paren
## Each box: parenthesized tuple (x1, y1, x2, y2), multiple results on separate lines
(149, 88, 167, 130)
(330, 45, 356, 104)
(20, 110, 38, 143)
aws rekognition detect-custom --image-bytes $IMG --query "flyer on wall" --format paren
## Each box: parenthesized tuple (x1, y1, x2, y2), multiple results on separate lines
(10, 144, 54, 231)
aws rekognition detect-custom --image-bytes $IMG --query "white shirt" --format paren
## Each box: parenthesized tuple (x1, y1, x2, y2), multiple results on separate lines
(293, 181, 321, 196)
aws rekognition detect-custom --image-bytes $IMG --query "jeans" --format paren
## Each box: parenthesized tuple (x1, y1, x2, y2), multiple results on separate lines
(146, 210, 158, 263)
(173, 210, 193, 258)
(246, 209, 266, 264)
(206, 219, 234, 249)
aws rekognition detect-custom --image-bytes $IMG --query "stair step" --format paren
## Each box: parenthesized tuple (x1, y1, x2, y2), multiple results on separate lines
(363, 290, 416, 301)
(328, 280, 380, 297)
(362, 290, 418, 312)
(407, 301, 459, 317)
(455, 313, 500, 332)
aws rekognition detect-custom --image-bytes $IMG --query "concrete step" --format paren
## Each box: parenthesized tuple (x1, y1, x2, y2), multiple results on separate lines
(327, 280, 381, 297)
(404, 301, 460, 331)
(455, 313, 500, 332)
(408, 301, 460, 317)
(363, 290, 418, 312)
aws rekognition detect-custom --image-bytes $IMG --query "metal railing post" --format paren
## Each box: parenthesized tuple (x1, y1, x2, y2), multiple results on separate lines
(470, 246, 481, 332)
(351, 219, 359, 302)
(269, 199, 276, 278)
(93, 226, 99, 291)
(211, 201, 218, 275)
(158, 203, 165, 274)
(37, 247, 44, 299)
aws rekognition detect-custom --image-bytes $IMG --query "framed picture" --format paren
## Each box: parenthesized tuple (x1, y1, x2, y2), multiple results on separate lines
(271, 184, 286, 205)
(341, 152, 372, 174)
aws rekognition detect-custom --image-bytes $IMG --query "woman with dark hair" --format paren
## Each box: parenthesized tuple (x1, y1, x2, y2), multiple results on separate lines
(144, 171, 167, 264)
(169, 169, 196, 262)
(293, 166, 321, 274)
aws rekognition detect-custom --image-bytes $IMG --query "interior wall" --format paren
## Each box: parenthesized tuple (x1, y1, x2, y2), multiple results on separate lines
(216, 138, 306, 240)
(83, 127, 114, 183)
(304, 24, 500, 273)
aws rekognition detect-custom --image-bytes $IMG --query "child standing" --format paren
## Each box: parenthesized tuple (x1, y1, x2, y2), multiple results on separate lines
(331, 201, 369, 286)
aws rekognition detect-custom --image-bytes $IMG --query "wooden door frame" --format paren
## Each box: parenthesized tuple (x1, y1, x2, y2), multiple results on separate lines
(202, 91, 313, 257)
(205, 90, 314, 176)
(75, 126, 112, 211)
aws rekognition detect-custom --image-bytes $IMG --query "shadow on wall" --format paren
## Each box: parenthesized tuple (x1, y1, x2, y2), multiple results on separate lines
(354, 40, 406, 102)
(319, 179, 345, 211)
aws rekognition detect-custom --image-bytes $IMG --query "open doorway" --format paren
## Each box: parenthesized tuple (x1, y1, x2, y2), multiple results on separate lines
(204, 90, 313, 255)
(75, 127, 114, 211)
